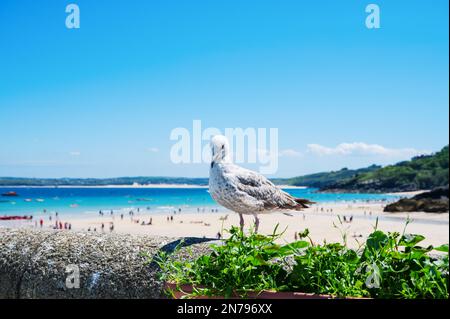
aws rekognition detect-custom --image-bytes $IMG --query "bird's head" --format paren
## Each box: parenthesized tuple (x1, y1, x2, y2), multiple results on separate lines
(210, 135, 231, 165)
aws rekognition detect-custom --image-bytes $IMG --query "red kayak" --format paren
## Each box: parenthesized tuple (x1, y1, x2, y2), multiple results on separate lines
(0, 215, 33, 221)
(1, 191, 19, 197)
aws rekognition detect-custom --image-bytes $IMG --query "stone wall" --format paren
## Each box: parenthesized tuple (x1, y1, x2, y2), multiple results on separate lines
(0, 228, 213, 299)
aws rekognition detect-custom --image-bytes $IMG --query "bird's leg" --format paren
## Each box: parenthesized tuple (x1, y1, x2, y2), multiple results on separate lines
(254, 215, 260, 233)
(239, 213, 244, 232)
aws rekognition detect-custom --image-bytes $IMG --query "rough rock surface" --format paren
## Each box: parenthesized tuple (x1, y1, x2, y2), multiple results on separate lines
(384, 186, 449, 213)
(0, 228, 213, 299)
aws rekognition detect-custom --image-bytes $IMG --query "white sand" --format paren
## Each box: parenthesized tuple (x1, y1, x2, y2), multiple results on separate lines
(13, 203, 447, 249)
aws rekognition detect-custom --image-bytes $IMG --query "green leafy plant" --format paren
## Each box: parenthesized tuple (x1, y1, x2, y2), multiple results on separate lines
(152, 225, 309, 297)
(151, 223, 449, 299)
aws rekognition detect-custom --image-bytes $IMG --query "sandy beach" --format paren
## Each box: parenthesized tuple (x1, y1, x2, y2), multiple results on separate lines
(7, 202, 448, 249)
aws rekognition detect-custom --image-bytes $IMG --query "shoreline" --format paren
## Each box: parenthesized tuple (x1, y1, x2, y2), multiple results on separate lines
(0, 184, 209, 189)
(385, 190, 429, 197)
(0, 185, 420, 194)
(0, 184, 309, 189)
(2, 202, 448, 249)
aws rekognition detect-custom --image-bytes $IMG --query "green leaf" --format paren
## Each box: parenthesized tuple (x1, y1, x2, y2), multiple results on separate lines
(434, 244, 449, 253)
(409, 246, 433, 259)
(247, 254, 267, 266)
(263, 244, 281, 255)
(278, 240, 309, 255)
(399, 234, 425, 247)
(343, 250, 359, 263)
(366, 230, 389, 251)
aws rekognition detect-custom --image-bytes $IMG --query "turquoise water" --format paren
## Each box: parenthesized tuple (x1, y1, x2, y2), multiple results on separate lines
(0, 187, 399, 217)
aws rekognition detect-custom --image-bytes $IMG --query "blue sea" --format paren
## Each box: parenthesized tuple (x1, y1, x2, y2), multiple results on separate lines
(0, 187, 399, 218)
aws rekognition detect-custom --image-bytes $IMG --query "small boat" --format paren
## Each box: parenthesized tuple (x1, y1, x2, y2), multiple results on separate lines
(1, 191, 18, 197)
(24, 198, 33, 202)
(0, 215, 33, 221)
(36, 198, 45, 202)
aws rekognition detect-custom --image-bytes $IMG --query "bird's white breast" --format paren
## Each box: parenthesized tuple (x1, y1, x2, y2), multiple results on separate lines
(209, 162, 261, 214)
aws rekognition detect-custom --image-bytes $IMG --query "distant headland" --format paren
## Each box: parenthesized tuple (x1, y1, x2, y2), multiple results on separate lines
(1, 146, 448, 194)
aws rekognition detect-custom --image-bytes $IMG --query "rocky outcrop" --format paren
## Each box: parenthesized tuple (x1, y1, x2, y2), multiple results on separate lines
(384, 186, 449, 213)
(0, 228, 213, 299)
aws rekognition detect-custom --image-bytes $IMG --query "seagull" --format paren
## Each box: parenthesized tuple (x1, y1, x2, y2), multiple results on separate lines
(208, 135, 314, 232)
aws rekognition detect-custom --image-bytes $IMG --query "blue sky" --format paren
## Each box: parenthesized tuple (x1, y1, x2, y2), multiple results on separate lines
(0, 0, 448, 178)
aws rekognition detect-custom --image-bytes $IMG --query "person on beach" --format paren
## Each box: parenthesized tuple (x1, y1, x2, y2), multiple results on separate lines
(109, 223, 114, 232)
(121, 214, 124, 220)
(101, 223, 105, 231)
(216, 232, 222, 239)
(39, 218, 43, 228)
(170, 215, 174, 222)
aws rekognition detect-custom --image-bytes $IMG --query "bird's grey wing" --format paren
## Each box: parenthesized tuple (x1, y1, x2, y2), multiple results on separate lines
(229, 167, 305, 210)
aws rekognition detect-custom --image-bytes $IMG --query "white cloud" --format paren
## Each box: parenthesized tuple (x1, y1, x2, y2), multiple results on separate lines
(69, 151, 81, 156)
(148, 147, 159, 153)
(279, 149, 302, 158)
(307, 142, 429, 158)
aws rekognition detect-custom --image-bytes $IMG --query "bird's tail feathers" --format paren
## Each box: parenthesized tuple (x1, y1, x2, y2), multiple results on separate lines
(294, 198, 315, 209)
